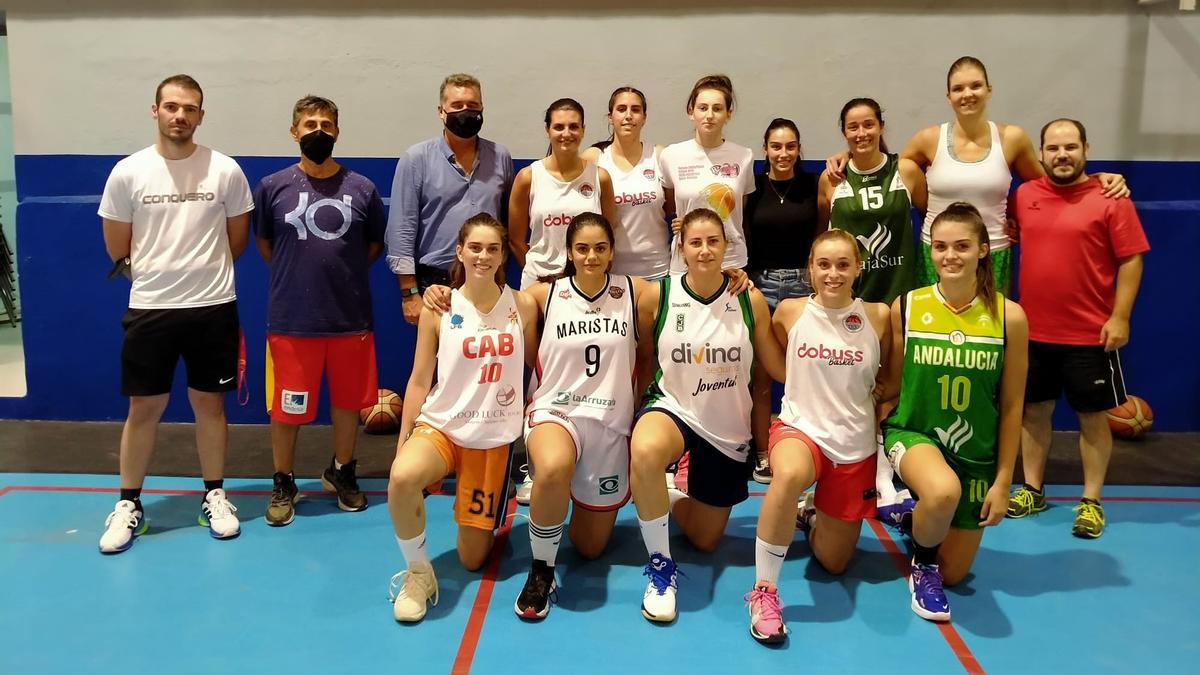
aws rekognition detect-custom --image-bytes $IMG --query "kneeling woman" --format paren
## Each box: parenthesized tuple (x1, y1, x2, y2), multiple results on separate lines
(881, 201, 1027, 622)
(386, 214, 539, 623)
(630, 208, 786, 624)
(745, 229, 891, 645)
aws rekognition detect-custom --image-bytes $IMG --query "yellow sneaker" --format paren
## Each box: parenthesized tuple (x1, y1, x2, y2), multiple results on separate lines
(1072, 500, 1105, 539)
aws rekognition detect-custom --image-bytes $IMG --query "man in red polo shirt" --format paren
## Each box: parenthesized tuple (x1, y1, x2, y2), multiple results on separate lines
(1006, 118, 1149, 539)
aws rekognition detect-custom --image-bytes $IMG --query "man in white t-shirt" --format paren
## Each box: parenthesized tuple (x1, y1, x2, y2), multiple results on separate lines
(96, 74, 254, 554)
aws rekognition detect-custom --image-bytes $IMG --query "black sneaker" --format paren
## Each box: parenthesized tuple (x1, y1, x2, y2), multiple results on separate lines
(514, 560, 558, 620)
(265, 473, 299, 527)
(322, 459, 368, 512)
(752, 453, 773, 485)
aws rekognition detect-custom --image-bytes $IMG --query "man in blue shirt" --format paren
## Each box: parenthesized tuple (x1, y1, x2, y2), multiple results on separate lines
(387, 73, 514, 324)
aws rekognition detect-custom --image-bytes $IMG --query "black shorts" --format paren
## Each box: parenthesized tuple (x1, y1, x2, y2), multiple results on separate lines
(1025, 341, 1126, 413)
(121, 301, 240, 396)
(639, 407, 750, 508)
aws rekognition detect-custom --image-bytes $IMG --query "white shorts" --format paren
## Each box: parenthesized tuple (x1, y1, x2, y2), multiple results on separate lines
(524, 408, 630, 511)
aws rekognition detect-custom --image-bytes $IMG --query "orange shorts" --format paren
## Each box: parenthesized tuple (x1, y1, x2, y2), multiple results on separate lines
(768, 419, 876, 522)
(410, 424, 513, 531)
(265, 333, 377, 424)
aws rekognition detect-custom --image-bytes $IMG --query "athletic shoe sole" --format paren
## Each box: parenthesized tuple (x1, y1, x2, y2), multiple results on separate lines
(908, 575, 950, 622)
(641, 605, 676, 623)
(513, 584, 556, 621)
(1072, 525, 1103, 539)
(748, 605, 788, 644)
(264, 492, 301, 527)
(99, 519, 149, 554)
(1005, 504, 1048, 519)
(197, 514, 241, 540)
(321, 476, 368, 512)
(752, 472, 772, 485)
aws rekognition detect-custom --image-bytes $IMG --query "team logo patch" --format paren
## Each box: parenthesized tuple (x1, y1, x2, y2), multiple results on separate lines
(281, 390, 309, 415)
(675, 314, 686, 332)
(710, 163, 740, 177)
(598, 475, 620, 496)
(843, 313, 864, 333)
(725, 302, 737, 313)
(559, 289, 572, 300)
(496, 384, 517, 407)
(450, 314, 464, 329)
(552, 391, 571, 406)
(949, 330, 966, 346)
(579, 183, 594, 197)
(508, 309, 520, 324)
(608, 286, 624, 299)
(921, 312, 934, 326)
(977, 314, 992, 325)
(643, 169, 656, 181)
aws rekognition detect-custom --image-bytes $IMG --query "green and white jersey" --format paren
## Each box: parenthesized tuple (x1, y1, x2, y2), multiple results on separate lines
(644, 274, 755, 461)
(829, 153, 917, 304)
(886, 284, 1005, 470)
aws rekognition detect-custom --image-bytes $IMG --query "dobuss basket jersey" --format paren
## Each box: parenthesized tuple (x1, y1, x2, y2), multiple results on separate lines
(886, 285, 1005, 472)
(528, 275, 638, 432)
(644, 274, 755, 461)
(417, 287, 525, 448)
(524, 160, 602, 280)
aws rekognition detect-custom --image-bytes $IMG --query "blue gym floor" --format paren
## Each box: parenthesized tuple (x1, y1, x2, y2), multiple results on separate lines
(2, 473, 1197, 674)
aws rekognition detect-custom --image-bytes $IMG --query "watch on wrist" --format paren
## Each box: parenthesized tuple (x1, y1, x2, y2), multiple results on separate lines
(401, 287, 420, 297)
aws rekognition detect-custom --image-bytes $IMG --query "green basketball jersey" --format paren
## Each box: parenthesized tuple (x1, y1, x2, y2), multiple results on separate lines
(829, 153, 917, 304)
(886, 285, 1005, 470)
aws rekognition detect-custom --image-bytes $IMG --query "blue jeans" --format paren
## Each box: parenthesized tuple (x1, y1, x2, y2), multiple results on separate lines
(749, 268, 812, 311)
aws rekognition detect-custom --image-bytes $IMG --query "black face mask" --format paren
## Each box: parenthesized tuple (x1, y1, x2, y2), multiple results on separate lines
(299, 129, 336, 164)
(444, 109, 483, 139)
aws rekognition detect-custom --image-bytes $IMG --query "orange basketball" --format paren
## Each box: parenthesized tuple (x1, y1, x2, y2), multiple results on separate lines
(701, 183, 736, 221)
(1106, 395, 1153, 440)
(361, 388, 403, 435)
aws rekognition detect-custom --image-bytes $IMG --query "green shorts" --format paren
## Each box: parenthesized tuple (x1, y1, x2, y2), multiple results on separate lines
(919, 243, 1012, 296)
(883, 427, 996, 530)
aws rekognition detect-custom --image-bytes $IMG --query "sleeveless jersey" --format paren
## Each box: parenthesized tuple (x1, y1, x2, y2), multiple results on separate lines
(598, 144, 669, 279)
(644, 274, 755, 461)
(923, 121, 1012, 250)
(417, 287, 525, 448)
(528, 274, 638, 434)
(828, 153, 917, 304)
(778, 298, 881, 464)
(525, 160, 602, 278)
(886, 285, 1005, 470)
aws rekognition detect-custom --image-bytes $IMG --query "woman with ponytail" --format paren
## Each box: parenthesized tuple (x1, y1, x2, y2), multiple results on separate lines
(876, 202, 1028, 623)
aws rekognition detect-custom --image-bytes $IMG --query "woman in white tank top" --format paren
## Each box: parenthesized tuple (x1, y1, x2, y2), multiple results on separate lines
(741, 229, 892, 645)
(583, 86, 671, 280)
(385, 214, 540, 624)
(509, 98, 618, 289)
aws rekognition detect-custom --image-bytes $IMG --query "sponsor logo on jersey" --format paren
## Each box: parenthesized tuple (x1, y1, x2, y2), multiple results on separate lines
(921, 312, 934, 326)
(675, 314, 686, 332)
(643, 169, 656, 181)
(579, 183, 594, 197)
(795, 342, 864, 365)
(281, 389, 308, 415)
(142, 191, 216, 205)
(710, 163, 740, 177)
(508, 309, 520, 325)
(559, 289, 572, 300)
(843, 314, 863, 333)
(462, 333, 515, 358)
(977, 314, 992, 325)
(725, 302, 738, 313)
(450, 314, 464, 329)
(543, 213, 574, 227)
(550, 389, 616, 409)
(555, 317, 628, 339)
(856, 223, 893, 260)
(598, 474, 620, 496)
(608, 285, 624, 299)
(495, 384, 517, 407)
(935, 415, 975, 455)
(452, 409, 510, 420)
(672, 342, 743, 365)
(616, 191, 657, 206)
(547, 409, 571, 422)
(670, 302, 691, 308)
(551, 391, 571, 405)
(949, 330, 966, 346)
(911, 343, 1000, 371)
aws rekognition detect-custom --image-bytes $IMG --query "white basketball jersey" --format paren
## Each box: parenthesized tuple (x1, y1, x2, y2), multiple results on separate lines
(778, 298, 880, 463)
(524, 160, 602, 279)
(417, 287, 525, 448)
(529, 274, 638, 434)
(645, 274, 754, 460)
(598, 144, 669, 279)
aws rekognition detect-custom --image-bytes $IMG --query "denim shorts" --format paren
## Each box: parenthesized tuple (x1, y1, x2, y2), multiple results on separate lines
(749, 268, 813, 311)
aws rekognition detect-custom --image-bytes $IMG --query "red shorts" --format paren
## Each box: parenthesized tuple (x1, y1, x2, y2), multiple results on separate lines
(768, 419, 876, 522)
(265, 333, 378, 424)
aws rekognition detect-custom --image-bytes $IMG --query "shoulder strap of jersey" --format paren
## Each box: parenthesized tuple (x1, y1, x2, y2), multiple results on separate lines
(652, 276, 672, 340)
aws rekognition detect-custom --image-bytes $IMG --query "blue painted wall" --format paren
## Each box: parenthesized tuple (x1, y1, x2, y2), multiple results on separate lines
(3, 157, 1196, 432)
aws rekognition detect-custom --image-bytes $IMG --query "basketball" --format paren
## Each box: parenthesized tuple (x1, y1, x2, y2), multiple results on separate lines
(360, 388, 403, 435)
(701, 182, 736, 221)
(1106, 395, 1154, 440)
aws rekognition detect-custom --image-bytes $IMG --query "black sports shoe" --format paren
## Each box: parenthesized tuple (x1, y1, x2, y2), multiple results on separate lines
(321, 459, 367, 512)
(265, 472, 299, 527)
(514, 560, 558, 620)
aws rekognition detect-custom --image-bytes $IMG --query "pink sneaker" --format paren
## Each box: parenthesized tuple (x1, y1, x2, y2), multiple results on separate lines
(744, 581, 788, 645)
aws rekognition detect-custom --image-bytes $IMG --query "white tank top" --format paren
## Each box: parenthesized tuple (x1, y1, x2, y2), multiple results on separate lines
(528, 274, 637, 433)
(598, 144, 669, 279)
(645, 274, 754, 461)
(778, 298, 881, 464)
(524, 159, 602, 279)
(416, 287, 525, 448)
(923, 121, 1012, 250)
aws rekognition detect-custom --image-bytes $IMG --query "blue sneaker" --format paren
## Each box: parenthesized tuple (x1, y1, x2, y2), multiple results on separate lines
(909, 560, 950, 621)
(641, 553, 679, 623)
(878, 497, 916, 536)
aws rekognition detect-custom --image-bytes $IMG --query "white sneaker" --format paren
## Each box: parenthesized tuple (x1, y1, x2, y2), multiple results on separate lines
(99, 499, 147, 554)
(199, 488, 241, 539)
(515, 464, 534, 506)
(641, 553, 679, 623)
(390, 564, 439, 622)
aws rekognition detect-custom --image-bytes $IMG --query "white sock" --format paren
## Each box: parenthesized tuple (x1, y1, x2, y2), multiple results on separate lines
(396, 532, 430, 569)
(334, 458, 345, 470)
(755, 536, 789, 587)
(667, 487, 689, 511)
(875, 443, 898, 506)
(529, 517, 565, 567)
(638, 514, 671, 559)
